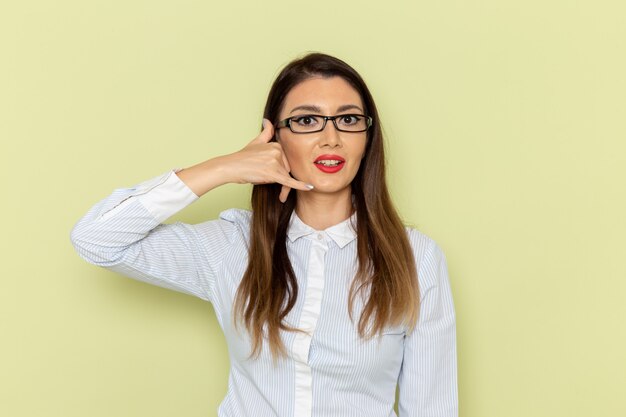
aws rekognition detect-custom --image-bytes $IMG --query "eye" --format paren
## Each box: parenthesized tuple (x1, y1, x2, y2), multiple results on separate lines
(338, 115, 361, 125)
(293, 115, 320, 126)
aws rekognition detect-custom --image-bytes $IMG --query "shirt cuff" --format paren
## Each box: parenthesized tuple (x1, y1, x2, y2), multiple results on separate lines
(134, 168, 200, 223)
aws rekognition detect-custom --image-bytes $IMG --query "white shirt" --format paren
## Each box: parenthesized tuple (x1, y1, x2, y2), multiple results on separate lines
(70, 168, 458, 417)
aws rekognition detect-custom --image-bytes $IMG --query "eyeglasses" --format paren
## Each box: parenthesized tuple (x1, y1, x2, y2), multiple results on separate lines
(276, 114, 373, 134)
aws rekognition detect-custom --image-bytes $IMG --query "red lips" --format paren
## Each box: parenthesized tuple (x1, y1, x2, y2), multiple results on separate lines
(314, 154, 346, 174)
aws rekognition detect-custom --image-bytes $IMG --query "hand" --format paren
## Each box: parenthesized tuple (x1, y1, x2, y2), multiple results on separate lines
(227, 118, 313, 203)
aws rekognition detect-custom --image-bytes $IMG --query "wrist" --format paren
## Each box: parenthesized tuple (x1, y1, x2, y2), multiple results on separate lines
(175, 155, 234, 197)
(209, 153, 241, 185)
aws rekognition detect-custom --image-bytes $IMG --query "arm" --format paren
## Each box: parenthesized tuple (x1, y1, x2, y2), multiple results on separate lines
(69, 120, 313, 302)
(69, 167, 234, 302)
(398, 239, 458, 416)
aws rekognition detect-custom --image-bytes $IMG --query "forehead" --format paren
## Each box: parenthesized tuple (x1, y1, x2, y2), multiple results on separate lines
(281, 76, 363, 114)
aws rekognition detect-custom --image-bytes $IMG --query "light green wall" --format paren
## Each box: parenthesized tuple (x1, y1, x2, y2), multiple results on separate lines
(1, 1, 625, 416)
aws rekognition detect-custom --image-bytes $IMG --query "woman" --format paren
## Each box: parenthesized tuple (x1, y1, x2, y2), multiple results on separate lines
(70, 52, 458, 417)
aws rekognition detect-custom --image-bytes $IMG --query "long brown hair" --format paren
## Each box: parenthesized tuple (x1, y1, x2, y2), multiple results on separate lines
(233, 52, 419, 363)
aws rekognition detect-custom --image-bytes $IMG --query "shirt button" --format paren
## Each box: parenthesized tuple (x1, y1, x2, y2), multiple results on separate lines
(317, 233, 323, 240)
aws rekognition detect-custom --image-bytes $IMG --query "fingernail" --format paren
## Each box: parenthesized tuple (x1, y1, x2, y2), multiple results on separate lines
(306, 184, 314, 190)
(262, 118, 268, 129)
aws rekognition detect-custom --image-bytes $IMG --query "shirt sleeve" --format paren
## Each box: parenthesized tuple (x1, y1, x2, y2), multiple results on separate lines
(398, 238, 458, 417)
(69, 168, 236, 303)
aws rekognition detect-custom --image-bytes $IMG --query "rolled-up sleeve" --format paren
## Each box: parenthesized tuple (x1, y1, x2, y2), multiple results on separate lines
(69, 168, 235, 303)
(398, 239, 458, 416)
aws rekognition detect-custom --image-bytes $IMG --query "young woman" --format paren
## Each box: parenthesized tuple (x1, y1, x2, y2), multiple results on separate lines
(70, 52, 458, 417)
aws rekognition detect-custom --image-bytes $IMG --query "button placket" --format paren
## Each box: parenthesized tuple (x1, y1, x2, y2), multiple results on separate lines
(292, 238, 328, 417)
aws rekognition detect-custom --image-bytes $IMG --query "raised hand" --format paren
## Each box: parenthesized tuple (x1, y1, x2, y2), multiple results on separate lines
(176, 119, 313, 202)
(227, 119, 313, 202)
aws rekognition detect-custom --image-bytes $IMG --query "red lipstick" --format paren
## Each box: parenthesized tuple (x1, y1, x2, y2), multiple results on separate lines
(314, 154, 345, 173)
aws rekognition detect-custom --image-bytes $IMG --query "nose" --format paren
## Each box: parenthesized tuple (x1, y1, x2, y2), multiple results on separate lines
(319, 119, 342, 147)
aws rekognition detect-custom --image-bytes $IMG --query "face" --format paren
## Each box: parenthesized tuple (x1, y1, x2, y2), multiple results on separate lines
(276, 76, 368, 196)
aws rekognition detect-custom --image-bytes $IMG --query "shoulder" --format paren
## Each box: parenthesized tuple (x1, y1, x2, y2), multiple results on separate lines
(403, 226, 447, 288)
(218, 207, 252, 225)
(187, 208, 252, 248)
(403, 225, 442, 259)
(216, 208, 252, 242)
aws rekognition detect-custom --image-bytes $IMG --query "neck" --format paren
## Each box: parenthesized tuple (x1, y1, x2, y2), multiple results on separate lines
(294, 186, 354, 230)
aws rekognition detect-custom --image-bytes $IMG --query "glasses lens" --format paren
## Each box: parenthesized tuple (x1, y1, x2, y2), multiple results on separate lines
(290, 115, 323, 133)
(335, 114, 368, 132)
(289, 114, 370, 133)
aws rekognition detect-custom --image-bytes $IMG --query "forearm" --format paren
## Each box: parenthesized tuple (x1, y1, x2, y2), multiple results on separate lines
(175, 154, 239, 198)
(70, 169, 199, 264)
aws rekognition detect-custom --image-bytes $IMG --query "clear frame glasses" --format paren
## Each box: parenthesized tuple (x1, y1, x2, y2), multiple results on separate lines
(276, 114, 373, 134)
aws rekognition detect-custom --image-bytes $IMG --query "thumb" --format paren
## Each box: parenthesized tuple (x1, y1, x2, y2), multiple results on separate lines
(254, 118, 274, 143)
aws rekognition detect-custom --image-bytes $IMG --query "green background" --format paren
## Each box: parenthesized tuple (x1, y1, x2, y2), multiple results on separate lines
(1, 1, 625, 416)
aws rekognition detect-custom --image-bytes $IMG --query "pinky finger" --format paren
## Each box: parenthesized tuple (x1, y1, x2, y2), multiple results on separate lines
(279, 184, 291, 203)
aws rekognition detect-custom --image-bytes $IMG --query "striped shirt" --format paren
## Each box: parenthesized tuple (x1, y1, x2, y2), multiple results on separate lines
(70, 168, 458, 417)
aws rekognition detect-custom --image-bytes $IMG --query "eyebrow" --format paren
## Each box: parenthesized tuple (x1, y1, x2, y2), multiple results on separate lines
(289, 104, 363, 114)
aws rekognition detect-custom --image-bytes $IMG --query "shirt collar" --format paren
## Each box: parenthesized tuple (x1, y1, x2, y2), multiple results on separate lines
(287, 209, 357, 248)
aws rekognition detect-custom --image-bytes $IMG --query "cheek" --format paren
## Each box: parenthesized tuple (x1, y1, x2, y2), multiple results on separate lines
(350, 159, 364, 177)
(281, 144, 307, 171)
(353, 143, 367, 165)
(348, 146, 367, 177)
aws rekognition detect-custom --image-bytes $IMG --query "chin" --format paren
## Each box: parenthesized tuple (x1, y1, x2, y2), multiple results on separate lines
(311, 181, 352, 194)
(296, 168, 356, 193)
